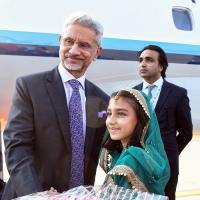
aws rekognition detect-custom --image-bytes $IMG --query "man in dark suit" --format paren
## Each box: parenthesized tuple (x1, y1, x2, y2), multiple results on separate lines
(2, 12, 109, 199)
(134, 45, 193, 200)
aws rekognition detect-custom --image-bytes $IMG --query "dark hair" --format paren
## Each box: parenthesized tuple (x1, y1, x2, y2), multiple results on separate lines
(138, 45, 168, 78)
(104, 90, 149, 153)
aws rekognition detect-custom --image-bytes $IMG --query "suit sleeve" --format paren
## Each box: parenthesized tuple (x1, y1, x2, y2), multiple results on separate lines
(3, 77, 42, 196)
(176, 89, 193, 154)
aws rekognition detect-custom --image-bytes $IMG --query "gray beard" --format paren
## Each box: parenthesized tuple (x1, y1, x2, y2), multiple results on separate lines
(64, 62, 82, 71)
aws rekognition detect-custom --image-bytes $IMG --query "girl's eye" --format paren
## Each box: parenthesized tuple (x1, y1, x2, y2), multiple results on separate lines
(118, 112, 126, 116)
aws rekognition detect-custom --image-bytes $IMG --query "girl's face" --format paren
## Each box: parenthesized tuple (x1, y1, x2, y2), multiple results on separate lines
(106, 97, 138, 148)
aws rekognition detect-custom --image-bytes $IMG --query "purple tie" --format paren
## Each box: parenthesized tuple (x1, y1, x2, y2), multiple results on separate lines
(68, 79, 84, 188)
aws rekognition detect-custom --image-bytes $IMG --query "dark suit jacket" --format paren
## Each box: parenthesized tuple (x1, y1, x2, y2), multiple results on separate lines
(134, 80, 193, 176)
(2, 67, 109, 200)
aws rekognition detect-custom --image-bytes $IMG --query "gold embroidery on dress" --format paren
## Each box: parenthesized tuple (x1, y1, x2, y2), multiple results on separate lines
(100, 149, 112, 173)
(124, 89, 150, 118)
(122, 89, 150, 151)
(107, 164, 148, 192)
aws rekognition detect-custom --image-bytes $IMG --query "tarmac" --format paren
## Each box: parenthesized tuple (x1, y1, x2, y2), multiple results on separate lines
(176, 135, 200, 200)
(95, 135, 200, 200)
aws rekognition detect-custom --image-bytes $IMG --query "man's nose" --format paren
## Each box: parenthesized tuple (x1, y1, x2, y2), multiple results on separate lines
(69, 43, 81, 55)
(139, 60, 146, 67)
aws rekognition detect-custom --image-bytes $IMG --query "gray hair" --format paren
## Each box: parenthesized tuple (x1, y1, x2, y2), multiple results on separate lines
(62, 12, 104, 46)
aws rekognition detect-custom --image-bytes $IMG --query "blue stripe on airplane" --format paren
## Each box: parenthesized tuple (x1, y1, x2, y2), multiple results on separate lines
(0, 30, 59, 46)
(0, 30, 200, 64)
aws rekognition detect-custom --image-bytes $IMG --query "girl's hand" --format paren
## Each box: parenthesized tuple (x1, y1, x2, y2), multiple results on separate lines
(48, 187, 58, 195)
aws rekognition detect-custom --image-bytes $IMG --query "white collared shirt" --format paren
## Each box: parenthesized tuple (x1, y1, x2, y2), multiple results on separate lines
(142, 77, 163, 108)
(58, 63, 86, 138)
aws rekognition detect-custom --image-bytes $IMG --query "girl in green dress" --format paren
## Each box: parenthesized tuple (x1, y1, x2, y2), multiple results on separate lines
(100, 89, 170, 196)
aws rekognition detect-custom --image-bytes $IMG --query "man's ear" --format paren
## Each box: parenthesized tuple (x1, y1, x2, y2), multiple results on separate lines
(94, 47, 102, 60)
(159, 65, 163, 73)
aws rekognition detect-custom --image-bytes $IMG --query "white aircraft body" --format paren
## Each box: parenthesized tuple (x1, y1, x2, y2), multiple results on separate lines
(0, 0, 200, 134)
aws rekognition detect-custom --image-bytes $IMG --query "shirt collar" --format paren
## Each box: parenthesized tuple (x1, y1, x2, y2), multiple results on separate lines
(58, 63, 86, 89)
(143, 77, 163, 89)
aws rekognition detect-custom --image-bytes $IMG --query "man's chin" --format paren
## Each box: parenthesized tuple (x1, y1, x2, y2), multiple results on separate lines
(64, 64, 82, 71)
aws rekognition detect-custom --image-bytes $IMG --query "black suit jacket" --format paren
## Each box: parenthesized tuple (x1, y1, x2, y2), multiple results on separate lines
(134, 80, 193, 176)
(2, 67, 109, 199)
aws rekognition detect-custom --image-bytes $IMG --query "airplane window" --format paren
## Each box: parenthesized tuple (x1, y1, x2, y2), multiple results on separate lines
(172, 7, 193, 31)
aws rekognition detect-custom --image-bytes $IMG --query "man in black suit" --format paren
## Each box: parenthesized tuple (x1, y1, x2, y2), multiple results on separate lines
(134, 45, 193, 200)
(2, 12, 109, 199)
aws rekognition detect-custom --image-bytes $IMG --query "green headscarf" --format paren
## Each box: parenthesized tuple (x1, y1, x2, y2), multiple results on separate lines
(100, 89, 170, 195)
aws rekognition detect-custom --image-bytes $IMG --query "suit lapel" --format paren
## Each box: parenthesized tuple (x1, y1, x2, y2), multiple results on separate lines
(155, 81, 171, 114)
(45, 67, 71, 151)
(135, 81, 171, 114)
(134, 83, 143, 91)
(84, 80, 97, 153)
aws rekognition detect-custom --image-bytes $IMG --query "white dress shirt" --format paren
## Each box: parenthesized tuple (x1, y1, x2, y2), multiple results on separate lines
(58, 63, 86, 138)
(142, 77, 163, 109)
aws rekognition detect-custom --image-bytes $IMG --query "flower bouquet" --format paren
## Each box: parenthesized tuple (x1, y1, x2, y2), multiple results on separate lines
(13, 184, 168, 200)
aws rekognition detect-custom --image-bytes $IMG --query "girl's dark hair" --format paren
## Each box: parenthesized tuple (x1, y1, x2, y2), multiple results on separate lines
(104, 90, 149, 153)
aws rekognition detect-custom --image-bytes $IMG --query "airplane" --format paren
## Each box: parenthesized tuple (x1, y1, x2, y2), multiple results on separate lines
(0, 0, 200, 180)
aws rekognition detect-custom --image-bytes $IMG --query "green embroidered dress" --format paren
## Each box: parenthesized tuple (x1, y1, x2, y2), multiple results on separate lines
(100, 89, 170, 196)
